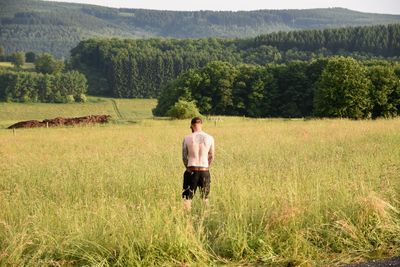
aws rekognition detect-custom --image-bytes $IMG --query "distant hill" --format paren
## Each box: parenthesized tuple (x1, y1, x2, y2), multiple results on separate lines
(1, 0, 400, 57)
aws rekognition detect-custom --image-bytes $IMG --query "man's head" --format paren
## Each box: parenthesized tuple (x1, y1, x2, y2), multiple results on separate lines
(190, 117, 202, 132)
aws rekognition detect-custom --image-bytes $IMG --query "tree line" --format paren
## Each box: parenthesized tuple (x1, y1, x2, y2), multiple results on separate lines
(0, 70, 87, 103)
(253, 24, 400, 57)
(70, 24, 400, 98)
(153, 57, 400, 119)
(0, 51, 88, 103)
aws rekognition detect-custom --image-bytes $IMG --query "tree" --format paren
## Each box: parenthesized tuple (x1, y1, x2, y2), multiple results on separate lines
(367, 65, 400, 118)
(243, 45, 282, 65)
(314, 56, 372, 119)
(166, 99, 201, 119)
(0, 46, 4, 61)
(35, 53, 64, 74)
(273, 61, 313, 117)
(10, 52, 25, 69)
(233, 64, 266, 117)
(201, 61, 238, 114)
(25, 51, 37, 63)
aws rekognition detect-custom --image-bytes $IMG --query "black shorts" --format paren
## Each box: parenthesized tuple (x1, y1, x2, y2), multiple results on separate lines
(182, 170, 211, 200)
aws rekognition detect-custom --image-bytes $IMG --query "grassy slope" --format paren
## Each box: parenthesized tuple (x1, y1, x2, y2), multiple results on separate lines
(0, 114, 399, 265)
(0, 97, 157, 128)
(1, 0, 400, 57)
(0, 62, 34, 70)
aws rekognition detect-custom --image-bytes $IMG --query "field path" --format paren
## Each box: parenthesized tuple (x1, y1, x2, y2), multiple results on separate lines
(111, 99, 124, 120)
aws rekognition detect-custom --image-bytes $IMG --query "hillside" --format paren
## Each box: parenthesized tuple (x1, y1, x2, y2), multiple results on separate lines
(1, 0, 400, 57)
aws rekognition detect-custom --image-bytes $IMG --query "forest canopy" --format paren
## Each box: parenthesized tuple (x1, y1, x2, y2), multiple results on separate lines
(70, 24, 400, 98)
(153, 58, 400, 119)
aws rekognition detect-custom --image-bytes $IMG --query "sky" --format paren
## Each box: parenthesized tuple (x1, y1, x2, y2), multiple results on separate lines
(45, 0, 400, 14)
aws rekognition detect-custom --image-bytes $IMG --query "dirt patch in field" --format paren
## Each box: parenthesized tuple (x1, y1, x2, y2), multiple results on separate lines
(8, 115, 111, 129)
(344, 256, 400, 267)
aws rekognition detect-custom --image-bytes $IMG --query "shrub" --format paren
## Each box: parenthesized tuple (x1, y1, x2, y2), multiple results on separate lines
(53, 91, 66, 103)
(166, 99, 201, 119)
(75, 94, 87, 103)
(66, 95, 75, 103)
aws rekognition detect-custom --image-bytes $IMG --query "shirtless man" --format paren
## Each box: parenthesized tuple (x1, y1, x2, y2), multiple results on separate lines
(182, 117, 215, 211)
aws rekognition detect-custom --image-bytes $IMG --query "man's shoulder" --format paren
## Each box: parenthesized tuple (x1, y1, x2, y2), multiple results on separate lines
(184, 133, 194, 139)
(201, 131, 214, 141)
(184, 131, 214, 141)
(183, 133, 194, 142)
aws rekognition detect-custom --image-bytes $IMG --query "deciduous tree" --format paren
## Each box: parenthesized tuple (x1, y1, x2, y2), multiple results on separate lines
(314, 56, 372, 119)
(10, 52, 25, 69)
(35, 53, 64, 74)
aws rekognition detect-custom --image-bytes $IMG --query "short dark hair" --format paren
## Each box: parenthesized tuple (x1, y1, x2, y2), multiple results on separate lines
(191, 117, 202, 124)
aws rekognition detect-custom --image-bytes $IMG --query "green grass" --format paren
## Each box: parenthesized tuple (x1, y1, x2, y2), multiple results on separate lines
(0, 61, 34, 70)
(0, 114, 399, 266)
(0, 97, 157, 128)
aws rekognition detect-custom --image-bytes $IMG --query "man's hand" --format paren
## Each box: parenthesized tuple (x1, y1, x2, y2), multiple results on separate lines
(182, 139, 189, 167)
(208, 138, 215, 166)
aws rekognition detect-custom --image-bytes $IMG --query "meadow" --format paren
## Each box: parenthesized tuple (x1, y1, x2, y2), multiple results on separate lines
(0, 100, 399, 266)
(0, 62, 35, 70)
(0, 98, 157, 128)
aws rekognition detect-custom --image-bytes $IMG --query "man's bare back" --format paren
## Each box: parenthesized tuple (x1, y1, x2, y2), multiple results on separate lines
(182, 131, 214, 168)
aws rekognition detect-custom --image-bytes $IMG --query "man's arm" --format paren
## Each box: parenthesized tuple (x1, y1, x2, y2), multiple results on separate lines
(182, 139, 188, 167)
(208, 138, 215, 166)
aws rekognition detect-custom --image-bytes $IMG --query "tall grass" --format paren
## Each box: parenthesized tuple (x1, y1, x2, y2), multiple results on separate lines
(0, 118, 399, 266)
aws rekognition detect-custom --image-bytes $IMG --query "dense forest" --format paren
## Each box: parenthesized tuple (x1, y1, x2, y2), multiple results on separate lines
(1, 0, 400, 57)
(0, 52, 88, 103)
(70, 24, 400, 98)
(153, 58, 400, 119)
(0, 70, 87, 103)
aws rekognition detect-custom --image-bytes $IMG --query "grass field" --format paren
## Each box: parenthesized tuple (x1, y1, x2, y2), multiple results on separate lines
(0, 97, 157, 128)
(0, 62, 35, 70)
(0, 100, 399, 266)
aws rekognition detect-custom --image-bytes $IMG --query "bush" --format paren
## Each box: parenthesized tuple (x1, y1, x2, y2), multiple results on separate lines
(53, 91, 66, 103)
(166, 99, 201, 119)
(75, 94, 87, 103)
(66, 95, 75, 103)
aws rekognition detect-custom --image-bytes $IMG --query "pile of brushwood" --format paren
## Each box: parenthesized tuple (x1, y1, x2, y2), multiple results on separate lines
(8, 115, 111, 129)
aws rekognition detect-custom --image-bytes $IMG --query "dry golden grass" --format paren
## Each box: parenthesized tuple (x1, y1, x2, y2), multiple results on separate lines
(0, 117, 399, 266)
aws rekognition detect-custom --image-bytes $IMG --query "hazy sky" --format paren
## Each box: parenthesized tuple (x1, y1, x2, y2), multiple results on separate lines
(45, 0, 400, 14)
